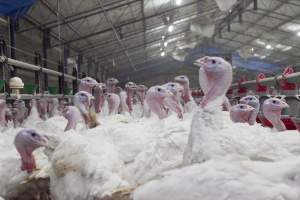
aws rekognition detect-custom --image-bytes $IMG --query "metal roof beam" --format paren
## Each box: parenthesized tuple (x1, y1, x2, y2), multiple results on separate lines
(18, 0, 140, 33)
(96, 30, 187, 63)
(23, 16, 79, 54)
(231, 4, 300, 52)
(76, 7, 217, 55)
(221, 0, 285, 47)
(218, 37, 300, 61)
(97, 0, 136, 71)
(51, 0, 199, 48)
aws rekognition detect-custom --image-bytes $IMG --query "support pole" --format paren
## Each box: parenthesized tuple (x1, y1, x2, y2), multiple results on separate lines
(87, 57, 92, 76)
(0, 38, 6, 93)
(9, 17, 17, 77)
(62, 44, 69, 94)
(72, 66, 78, 94)
(0, 38, 6, 84)
(253, 0, 258, 10)
(34, 51, 42, 93)
(58, 61, 64, 94)
(95, 62, 99, 82)
(100, 65, 104, 82)
(77, 54, 82, 77)
(42, 28, 50, 91)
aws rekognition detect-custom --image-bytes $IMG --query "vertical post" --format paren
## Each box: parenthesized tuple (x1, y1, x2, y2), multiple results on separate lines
(0, 38, 6, 93)
(72, 66, 78, 94)
(62, 44, 69, 95)
(87, 57, 92, 76)
(42, 28, 49, 91)
(77, 54, 82, 78)
(34, 51, 42, 93)
(227, 17, 231, 32)
(9, 17, 17, 77)
(253, 0, 258, 10)
(58, 61, 64, 94)
(100, 66, 104, 82)
(81, 72, 86, 78)
(0, 38, 6, 80)
(95, 62, 100, 82)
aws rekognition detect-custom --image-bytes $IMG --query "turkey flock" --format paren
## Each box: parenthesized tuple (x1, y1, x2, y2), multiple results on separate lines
(1, 56, 300, 200)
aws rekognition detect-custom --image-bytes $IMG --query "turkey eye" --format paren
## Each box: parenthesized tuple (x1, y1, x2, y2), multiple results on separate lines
(180, 76, 184, 79)
(212, 59, 216, 64)
(170, 84, 175, 87)
(31, 132, 36, 137)
(272, 100, 277, 104)
(157, 88, 161, 92)
(239, 105, 244, 109)
(249, 98, 253, 100)
(107, 95, 111, 98)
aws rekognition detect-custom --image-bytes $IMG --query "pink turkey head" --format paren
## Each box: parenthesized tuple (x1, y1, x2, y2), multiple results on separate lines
(105, 93, 121, 115)
(263, 98, 289, 131)
(79, 77, 98, 94)
(230, 104, 255, 124)
(106, 78, 119, 93)
(62, 106, 82, 131)
(137, 85, 148, 105)
(194, 56, 232, 108)
(14, 129, 48, 173)
(145, 86, 171, 119)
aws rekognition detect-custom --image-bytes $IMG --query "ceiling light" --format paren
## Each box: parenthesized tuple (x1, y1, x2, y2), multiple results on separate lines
(162, 35, 165, 39)
(175, 0, 182, 5)
(168, 25, 174, 32)
(164, 41, 168, 47)
(280, 23, 300, 32)
(251, 47, 254, 52)
(266, 44, 272, 49)
(260, 55, 266, 59)
(255, 39, 266, 46)
(297, 32, 300, 36)
(161, 51, 165, 57)
(282, 46, 292, 51)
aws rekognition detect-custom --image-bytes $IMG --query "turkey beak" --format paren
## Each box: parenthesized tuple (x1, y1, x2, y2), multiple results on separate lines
(167, 91, 173, 97)
(84, 94, 94, 107)
(281, 101, 289, 108)
(39, 135, 49, 147)
(248, 106, 255, 111)
(88, 95, 94, 105)
(194, 56, 208, 67)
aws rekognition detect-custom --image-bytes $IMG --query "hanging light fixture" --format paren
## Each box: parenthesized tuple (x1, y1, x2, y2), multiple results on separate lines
(164, 41, 168, 47)
(161, 51, 166, 57)
(168, 24, 174, 32)
(266, 44, 272, 49)
(175, 0, 182, 6)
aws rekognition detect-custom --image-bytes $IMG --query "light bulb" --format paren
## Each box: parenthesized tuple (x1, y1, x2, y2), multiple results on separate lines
(168, 25, 174, 32)
(164, 41, 168, 47)
(297, 32, 300, 37)
(161, 51, 165, 57)
(266, 44, 272, 49)
(175, 0, 182, 6)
